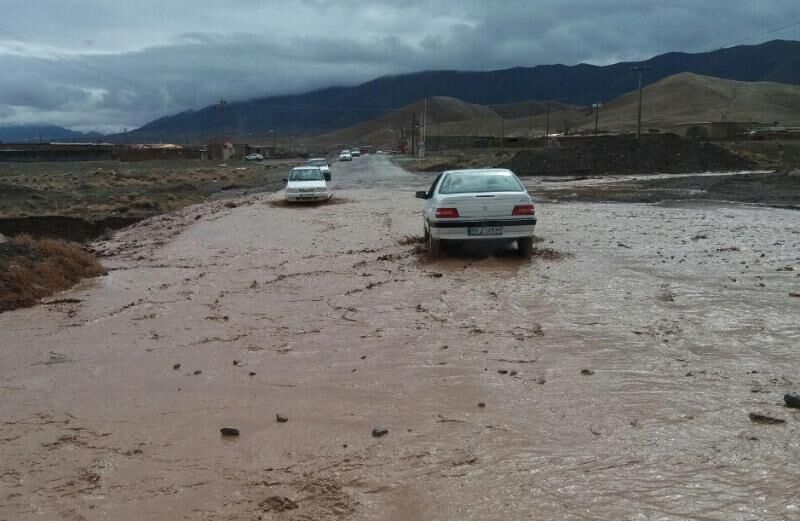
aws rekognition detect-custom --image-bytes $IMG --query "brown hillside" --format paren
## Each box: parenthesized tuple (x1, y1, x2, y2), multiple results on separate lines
(435, 73, 800, 137)
(315, 97, 498, 146)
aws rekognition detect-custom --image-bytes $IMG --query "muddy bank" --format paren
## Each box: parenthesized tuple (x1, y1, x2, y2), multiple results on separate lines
(501, 135, 755, 176)
(0, 215, 141, 242)
(0, 159, 292, 240)
(0, 235, 104, 312)
(538, 171, 800, 208)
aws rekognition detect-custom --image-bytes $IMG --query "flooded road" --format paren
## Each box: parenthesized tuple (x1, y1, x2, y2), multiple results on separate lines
(1, 155, 799, 520)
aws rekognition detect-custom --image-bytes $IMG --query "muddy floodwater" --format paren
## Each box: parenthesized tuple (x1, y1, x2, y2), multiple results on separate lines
(1, 155, 799, 520)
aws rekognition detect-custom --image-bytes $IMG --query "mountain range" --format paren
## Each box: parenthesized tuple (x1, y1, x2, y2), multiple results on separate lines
(0, 125, 103, 143)
(125, 39, 800, 142)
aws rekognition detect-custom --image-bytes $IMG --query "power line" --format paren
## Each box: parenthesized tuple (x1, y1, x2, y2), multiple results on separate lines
(703, 18, 800, 53)
(0, 24, 159, 95)
(0, 23, 201, 108)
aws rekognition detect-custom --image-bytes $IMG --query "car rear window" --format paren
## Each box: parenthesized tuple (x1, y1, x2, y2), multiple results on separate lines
(308, 159, 326, 166)
(438, 172, 524, 194)
(290, 169, 323, 181)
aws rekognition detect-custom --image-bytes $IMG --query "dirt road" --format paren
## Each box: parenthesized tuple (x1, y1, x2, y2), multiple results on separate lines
(2, 155, 799, 520)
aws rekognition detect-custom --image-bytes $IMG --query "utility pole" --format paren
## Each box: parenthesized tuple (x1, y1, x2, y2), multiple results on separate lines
(544, 101, 551, 149)
(410, 112, 417, 156)
(592, 103, 602, 135)
(421, 97, 427, 158)
(631, 65, 650, 140)
(213, 98, 229, 142)
(500, 116, 505, 152)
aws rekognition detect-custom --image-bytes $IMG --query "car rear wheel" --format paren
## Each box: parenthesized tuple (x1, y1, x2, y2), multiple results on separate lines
(518, 237, 534, 259)
(425, 226, 442, 258)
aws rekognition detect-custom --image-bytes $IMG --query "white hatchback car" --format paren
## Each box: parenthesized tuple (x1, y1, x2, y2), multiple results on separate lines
(284, 167, 332, 202)
(415, 168, 537, 257)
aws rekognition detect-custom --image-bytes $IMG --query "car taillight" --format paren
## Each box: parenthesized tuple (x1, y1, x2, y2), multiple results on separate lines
(512, 204, 535, 216)
(435, 208, 460, 218)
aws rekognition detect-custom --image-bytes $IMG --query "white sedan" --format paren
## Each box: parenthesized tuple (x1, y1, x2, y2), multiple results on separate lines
(339, 150, 352, 161)
(415, 168, 537, 257)
(307, 158, 331, 180)
(284, 167, 332, 202)
(244, 153, 264, 161)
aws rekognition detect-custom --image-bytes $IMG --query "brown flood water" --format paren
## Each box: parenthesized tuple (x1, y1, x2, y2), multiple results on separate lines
(1, 155, 799, 520)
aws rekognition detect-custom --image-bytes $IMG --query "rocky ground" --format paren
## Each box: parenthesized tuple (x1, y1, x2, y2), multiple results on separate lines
(1, 155, 799, 520)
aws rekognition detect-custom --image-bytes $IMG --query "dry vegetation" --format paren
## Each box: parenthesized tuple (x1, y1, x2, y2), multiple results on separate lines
(0, 235, 105, 312)
(0, 159, 295, 222)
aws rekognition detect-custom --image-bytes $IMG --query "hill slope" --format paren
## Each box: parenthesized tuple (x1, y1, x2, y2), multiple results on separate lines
(317, 96, 511, 145)
(433, 73, 800, 137)
(128, 39, 800, 141)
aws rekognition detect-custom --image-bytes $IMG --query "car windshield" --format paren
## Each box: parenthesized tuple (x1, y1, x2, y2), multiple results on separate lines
(308, 159, 327, 166)
(289, 169, 323, 181)
(438, 172, 524, 194)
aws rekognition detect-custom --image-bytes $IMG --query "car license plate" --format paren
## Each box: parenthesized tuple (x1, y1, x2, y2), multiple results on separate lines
(468, 226, 502, 236)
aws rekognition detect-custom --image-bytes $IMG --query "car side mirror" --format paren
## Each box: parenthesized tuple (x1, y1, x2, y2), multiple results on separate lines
(415, 191, 428, 199)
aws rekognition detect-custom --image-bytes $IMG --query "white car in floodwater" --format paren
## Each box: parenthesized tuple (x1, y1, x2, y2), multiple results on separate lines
(339, 150, 352, 161)
(284, 166, 332, 202)
(306, 157, 331, 180)
(416, 168, 537, 258)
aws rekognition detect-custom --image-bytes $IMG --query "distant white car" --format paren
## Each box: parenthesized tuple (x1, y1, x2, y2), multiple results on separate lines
(284, 167, 332, 202)
(306, 158, 331, 180)
(415, 168, 537, 258)
(339, 150, 352, 161)
(351, 148, 361, 157)
(244, 153, 264, 161)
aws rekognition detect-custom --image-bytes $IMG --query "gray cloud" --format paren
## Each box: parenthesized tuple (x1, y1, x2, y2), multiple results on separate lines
(0, 0, 798, 131)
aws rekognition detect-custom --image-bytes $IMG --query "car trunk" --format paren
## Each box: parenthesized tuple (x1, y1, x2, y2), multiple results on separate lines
(438, 193, 529, 218)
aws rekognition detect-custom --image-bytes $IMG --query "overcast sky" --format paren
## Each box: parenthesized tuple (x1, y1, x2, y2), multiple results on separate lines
(1, 0, 798, 132)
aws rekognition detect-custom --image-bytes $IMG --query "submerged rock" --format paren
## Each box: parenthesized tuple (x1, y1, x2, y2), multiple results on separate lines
(749, 413, 785, 425)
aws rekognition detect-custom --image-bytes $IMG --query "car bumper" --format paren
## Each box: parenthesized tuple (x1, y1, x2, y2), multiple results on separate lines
(286, 192, 331, 202)
(428, 218, 537, 240)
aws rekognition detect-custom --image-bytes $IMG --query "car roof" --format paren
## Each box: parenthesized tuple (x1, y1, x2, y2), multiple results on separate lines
(441, 168, 515, 176)
(308, 157, 326, 161)
(292, 166, 320, 171)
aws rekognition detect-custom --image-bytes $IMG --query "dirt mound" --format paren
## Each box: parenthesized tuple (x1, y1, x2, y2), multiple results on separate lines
(0, 235, 105, 312)
(501, 135, 755, 176)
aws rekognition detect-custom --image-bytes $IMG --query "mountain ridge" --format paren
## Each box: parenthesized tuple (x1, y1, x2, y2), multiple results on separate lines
(0, 125, 103, 143)
(121, 39, 800, 141)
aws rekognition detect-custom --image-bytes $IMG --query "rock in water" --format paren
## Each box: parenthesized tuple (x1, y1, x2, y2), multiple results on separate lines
(749, 413, 785, 425)
(220, 427, 240, 436)
(784, 392, 800, 409)
(276, 414, 288, 423)
(371, 426, 389, 437)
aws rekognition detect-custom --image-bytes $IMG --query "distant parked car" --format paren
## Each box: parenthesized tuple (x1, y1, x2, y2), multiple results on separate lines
(284, 167, 332, 202)
(351, 148, 361, 157)
(415, 168, 537, 258)
(244, 153, 264, 161)
(339, 150, 352, 161)
(306, 157, 331, 180)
